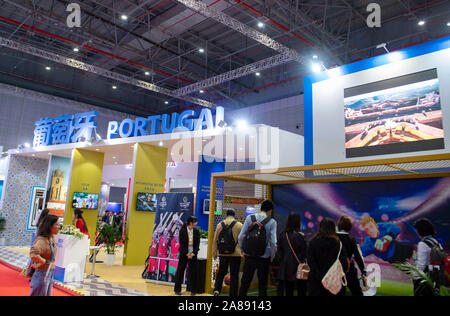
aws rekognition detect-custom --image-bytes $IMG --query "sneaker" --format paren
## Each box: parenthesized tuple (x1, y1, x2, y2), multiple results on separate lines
(213, 291, 220, 297)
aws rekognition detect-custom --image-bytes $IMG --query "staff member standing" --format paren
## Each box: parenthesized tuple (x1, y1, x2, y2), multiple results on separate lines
(29, 215, 60, 296)
(212, 209, 243, 297)
(174, 216, 200, 296)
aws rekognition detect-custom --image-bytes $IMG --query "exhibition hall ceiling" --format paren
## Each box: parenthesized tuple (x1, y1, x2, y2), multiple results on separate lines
(0, 0, 449, 115)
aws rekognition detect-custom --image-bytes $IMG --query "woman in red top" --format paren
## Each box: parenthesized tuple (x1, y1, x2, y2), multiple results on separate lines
(74, 209, 89, 238)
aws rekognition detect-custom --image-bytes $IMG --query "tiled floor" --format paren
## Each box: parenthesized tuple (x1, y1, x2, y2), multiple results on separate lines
(0, 246, 149, 296)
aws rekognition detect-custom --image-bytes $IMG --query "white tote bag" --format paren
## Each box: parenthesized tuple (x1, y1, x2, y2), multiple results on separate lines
(321, 241, 347, 295)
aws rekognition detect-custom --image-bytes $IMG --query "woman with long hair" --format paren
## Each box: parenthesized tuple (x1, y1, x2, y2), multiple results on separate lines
(74, 209, 89, 237)
(277, 212, 308, 296)
(307, 218, 348, 296)
(29, 215, 60, 296)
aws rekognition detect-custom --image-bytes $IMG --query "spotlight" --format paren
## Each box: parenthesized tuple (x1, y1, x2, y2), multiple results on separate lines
(447, 22, 450, 26)
(199, 48, 205, 53)
(255, 72, 261, 77)
(45, 66, 51, 71)
(200, 90, 204, 94)
(112, 85, 117, 90)
(121, 14, 128, 21)
(388, 51, 403, 62)
(73, 47, 79, 52)
(418, 20, 425, 26)
(24, 142, 31, 148)
(257, 22, 264, 28)
(313, 55, 318, 59)
(159, 141, 163, 147)
(165, 101, 169, 105)
(145, 71, 150, 76)
(311, 63, 322, 73)
(236, 120, 248, 130)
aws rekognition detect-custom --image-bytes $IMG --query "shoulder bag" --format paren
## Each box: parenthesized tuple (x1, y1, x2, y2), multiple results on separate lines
(321, 241, 347, 295)
(286, 232, 310, 280)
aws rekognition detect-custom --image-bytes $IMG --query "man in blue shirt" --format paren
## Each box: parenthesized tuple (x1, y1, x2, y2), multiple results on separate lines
(238, 200, 277, 296)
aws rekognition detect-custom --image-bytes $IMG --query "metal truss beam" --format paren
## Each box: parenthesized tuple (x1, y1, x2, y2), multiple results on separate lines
(174, 52, 295, 96)
(0, 36, 215, 108)
(174, 0, 306, 64)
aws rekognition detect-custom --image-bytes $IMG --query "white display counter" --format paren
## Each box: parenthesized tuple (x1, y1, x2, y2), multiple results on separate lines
(53, 234, 90, 283)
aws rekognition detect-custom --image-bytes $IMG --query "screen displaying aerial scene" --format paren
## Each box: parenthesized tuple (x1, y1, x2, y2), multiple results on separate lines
(344, 69, 444, 158)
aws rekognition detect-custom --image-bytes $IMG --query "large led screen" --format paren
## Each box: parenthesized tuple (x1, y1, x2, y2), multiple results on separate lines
(344, 69, 444, 158)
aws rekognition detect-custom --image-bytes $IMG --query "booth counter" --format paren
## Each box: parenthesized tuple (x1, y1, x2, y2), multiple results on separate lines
(54, 234, 90, 283)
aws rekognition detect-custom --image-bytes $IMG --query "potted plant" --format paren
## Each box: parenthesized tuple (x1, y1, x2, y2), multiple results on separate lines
(393, 262, 450, 296)
(98, 222, 123, 266)
(0, 216, 5, 246)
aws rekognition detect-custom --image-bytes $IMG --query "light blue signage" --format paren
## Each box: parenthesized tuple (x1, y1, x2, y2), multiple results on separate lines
(107, 106, 225, 139)
(32, 107, 225, 147)
(33, 111, 99, 148)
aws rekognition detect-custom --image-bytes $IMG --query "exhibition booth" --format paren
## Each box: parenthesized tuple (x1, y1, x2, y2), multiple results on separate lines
(207, 35, 450, 295)
(0, 34, 449, 296)
(0, 104, 303, 293)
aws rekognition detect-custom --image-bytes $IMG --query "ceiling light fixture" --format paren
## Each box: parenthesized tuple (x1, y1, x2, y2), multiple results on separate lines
(121, 15, 128, 21)
(255, 72, 261, 77)
(257, 22, 264, 28)
(112, 85, 117, 90)
(199, 48, 205, 53)
(73, 47, 79, 52)
(418, 20, 426, 26)
(45, 66, 51, 71)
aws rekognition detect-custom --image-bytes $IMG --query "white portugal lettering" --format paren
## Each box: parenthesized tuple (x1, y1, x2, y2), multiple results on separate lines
(367, 3, 381, 28)
(67, 3, 81, 28)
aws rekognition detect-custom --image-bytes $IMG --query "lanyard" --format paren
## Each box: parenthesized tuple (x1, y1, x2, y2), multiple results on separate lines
(49, 237, 55, 263)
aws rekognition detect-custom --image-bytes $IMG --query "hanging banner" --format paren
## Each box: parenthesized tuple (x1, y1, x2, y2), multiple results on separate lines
(45, 156, 71, 217)
(146, 193, 194, 284)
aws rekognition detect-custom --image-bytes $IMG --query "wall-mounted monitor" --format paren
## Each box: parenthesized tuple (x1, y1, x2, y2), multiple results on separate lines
(136, 192, 157, 211)
(344, 69, 444, 158)
(72, 192, 99, 209)
(202, 199, 222, 215)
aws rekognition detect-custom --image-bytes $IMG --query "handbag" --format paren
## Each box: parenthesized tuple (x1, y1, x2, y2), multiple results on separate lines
(321, 241, 347, 295)
(286, 232, 310, 280)
(22, 259, 35, 278)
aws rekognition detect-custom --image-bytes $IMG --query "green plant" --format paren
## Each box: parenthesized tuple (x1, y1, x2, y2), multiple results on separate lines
(59, 225, 85, 240)
(393, 261, 450, 296)
(199, 229, 208, 239)
(0, 217, 5, 232)
(98, 222, 123, 255)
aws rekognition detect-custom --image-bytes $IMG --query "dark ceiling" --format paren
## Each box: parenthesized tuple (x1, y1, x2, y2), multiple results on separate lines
(0, 0, 449, 116)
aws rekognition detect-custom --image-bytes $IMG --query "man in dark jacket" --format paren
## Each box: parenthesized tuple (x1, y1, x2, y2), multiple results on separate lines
(174, 216, 200, 296)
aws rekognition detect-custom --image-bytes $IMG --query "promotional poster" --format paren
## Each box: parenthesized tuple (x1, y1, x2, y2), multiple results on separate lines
(46, 156, 71, 216)
(272, 177, 450, 296)
(146, 193, 194, 284)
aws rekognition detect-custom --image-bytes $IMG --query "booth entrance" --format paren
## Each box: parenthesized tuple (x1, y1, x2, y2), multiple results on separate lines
(206, 153, 450, 296)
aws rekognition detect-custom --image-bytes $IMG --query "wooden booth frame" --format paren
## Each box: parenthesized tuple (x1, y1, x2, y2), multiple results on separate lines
(205, 153, 450, 293)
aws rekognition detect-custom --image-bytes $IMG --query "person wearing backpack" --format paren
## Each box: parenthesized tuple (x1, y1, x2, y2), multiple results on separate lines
(212, 209, 243, 297)
(413, 218, 447, 296)
(276, 212, 308, 296)
(238, 200, 277, 296)
(307, 218, 349, 296)
(336, 216, 366, 296)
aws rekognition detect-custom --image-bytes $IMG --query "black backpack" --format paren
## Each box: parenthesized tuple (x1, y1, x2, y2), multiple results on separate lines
(243, 215, 272, 257)
(217, 220, 238, 255)
(423, 238, 449, 288)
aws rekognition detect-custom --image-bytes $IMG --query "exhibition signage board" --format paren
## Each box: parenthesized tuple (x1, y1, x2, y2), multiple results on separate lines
(272, 177, 450, 296)
(45, 156, 71, 217)
(304, 35, 450, 165)
(53, 234, 90, 283)
(223, 196, 264, 205)
(26, 185, 45, 231)
(123, 143, 167, 266)
(146, 193, 194, 283)
(32, 107, 225, 148)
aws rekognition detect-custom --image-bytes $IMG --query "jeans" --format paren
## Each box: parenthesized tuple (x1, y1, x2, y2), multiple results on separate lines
(239, 256, 271, 297)
(214, 256, 241, 296)
(30, 270, 54, 296)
